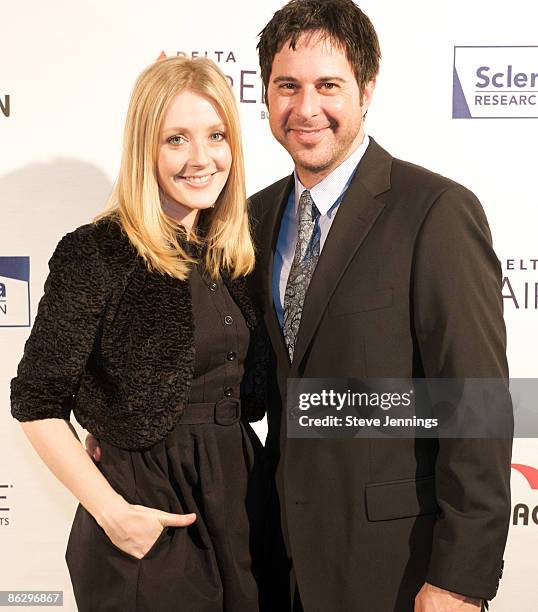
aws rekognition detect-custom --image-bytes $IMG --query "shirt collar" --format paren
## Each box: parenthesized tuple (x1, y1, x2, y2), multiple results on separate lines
(294, 133, 370, 216)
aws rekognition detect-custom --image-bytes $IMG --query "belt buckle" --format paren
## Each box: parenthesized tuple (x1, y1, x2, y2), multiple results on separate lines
(214, 398, 241, 426)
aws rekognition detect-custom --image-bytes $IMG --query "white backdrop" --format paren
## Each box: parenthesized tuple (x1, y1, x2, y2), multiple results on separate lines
(1, 0, 537, 609)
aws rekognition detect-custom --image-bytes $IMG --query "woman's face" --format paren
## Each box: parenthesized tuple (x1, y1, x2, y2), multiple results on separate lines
(157, 90, 232, 228)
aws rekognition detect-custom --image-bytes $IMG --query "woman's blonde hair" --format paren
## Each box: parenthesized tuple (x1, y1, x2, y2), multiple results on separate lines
(96, 56, 254, 280)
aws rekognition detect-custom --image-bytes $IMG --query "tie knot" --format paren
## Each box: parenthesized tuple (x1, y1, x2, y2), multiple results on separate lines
(298, 190, 319, 223)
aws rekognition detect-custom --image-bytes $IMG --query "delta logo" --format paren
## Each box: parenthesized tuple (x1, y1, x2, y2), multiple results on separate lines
(502, 257, 538, 310)
(157, 50, 265, 107)
(453, 46, 538, 119)
(0, 257, 31, 327)
(511, 464, 538, 527)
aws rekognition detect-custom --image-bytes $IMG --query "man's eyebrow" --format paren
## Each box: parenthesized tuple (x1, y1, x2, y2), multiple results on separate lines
(272, 76, 299, 83)
(271, 76, 347, 84)
(316, 76, 347, 83)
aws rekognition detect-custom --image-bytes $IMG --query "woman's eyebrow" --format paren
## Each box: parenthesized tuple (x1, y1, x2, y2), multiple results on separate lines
(161, 124, 226, 133)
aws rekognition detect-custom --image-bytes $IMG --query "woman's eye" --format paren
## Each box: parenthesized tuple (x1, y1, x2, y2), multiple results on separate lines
(167, 135, 184, 145)
(210, 132, 225, 142)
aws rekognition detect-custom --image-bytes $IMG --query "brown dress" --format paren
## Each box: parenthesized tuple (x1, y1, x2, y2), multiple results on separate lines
(65, 263, 267, 612)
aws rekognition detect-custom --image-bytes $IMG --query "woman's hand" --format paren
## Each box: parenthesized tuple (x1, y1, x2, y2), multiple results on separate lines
(85, 432, 197, 558)
(85, 432, 102, 462)
(98, 496, 196, 559)
(17, 420, 197, 560)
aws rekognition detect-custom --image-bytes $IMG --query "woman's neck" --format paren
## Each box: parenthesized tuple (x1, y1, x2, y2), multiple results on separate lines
(160, 193, 200, 235)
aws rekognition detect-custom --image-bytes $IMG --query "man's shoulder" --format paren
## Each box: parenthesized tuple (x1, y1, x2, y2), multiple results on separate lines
(390, 156, 472, 200)
(386, 156, 488, 233)
(365, 138, 475, 203)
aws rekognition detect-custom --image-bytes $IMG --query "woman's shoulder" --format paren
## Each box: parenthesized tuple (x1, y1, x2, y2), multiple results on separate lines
(50, 217, 138, 289)
(64, 216, 126, 246)
(57, 216, 134, 261)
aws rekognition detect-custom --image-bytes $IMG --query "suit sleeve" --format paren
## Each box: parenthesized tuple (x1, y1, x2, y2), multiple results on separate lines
(412, 185, 513, 600)
(11, 228, 106, 421)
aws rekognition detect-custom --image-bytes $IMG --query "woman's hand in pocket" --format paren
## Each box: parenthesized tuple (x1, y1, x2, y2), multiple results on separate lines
(98, 497, 196, 559)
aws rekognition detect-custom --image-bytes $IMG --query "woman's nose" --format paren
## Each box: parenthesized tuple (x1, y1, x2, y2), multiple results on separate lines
(188, 140, 210, 167)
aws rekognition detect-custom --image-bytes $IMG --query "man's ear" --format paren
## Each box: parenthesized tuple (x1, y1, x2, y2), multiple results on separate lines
(361, 78, 376, 117)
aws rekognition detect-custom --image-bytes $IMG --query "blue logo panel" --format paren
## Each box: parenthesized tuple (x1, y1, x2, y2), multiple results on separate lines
(0, 257, 31, 327)
(453, 46, 538, 119)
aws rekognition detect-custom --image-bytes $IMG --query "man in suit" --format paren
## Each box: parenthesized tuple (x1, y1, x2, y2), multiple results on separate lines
(250, 1, 513, 611)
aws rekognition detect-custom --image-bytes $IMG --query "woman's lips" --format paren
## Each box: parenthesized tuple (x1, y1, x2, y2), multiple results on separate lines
(174, 172, 215, 187)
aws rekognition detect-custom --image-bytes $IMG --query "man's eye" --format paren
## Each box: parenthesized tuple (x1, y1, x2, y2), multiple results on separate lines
(280, 83, 296, 90)
(167, 135, 184, 145)
(210, 132, 225, 142)
(321, 82, 337, 90)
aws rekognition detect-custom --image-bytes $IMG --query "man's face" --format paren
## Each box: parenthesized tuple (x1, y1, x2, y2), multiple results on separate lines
(266, 32, 375, 187)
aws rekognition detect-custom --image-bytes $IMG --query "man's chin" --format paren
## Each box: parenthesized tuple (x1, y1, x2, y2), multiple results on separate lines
(292, 153, 334, 176)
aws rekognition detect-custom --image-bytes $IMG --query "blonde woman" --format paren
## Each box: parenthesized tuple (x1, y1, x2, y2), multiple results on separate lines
(11, 57, 269, 611)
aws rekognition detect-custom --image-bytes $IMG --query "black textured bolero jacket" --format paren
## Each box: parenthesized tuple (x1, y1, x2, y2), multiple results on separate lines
(11, 218, 269, 450)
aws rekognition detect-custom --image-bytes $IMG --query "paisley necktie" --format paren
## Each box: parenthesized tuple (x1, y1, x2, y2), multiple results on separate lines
(283, 189, 320, 360)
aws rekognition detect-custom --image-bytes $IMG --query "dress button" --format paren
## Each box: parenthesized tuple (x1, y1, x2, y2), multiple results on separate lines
(226, 351, 237, 361)
(224, 315, 233, 325)
(224, 387, 234, 397)
(209, 282, 218, 292)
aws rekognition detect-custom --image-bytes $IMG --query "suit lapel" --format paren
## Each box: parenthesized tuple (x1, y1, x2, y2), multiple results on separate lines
(291, 138, 393, 371)
(257, 174, 294, 368)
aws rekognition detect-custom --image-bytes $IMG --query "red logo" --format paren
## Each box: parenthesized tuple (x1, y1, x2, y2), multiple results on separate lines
(511, 464, 538, 489)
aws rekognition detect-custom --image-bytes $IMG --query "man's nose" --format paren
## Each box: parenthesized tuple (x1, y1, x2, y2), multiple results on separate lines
(293, 87, 321, 120)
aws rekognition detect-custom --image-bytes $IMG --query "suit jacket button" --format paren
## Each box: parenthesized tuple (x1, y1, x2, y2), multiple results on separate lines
(209, 282, 218, 292)
(226, 351, 237, 361)
(224, 315, 233, 325)
(224, 387, 233, 397)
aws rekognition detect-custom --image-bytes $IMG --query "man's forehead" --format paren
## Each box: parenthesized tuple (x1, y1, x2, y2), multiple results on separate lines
(279, 30, 346, 59)
(270, 32, 351, 80)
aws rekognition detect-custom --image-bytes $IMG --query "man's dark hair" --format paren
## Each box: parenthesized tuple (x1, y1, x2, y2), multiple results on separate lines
(257, 0, 381, 96)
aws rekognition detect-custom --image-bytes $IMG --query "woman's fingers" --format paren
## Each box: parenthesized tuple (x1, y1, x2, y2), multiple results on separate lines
(104, 505, 196, 558)
(157, 510, 197, 527)
(131, 504, 197, 527)
(84, 433, 101, 462)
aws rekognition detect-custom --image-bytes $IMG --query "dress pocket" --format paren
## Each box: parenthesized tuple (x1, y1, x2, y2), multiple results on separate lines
(140, 526, 171, 560)
(66, 504, 140, 612)
(98, 524, 171, 561)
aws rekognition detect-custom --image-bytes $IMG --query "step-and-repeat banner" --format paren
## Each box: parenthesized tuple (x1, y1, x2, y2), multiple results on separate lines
(1, 0, 536, 609)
